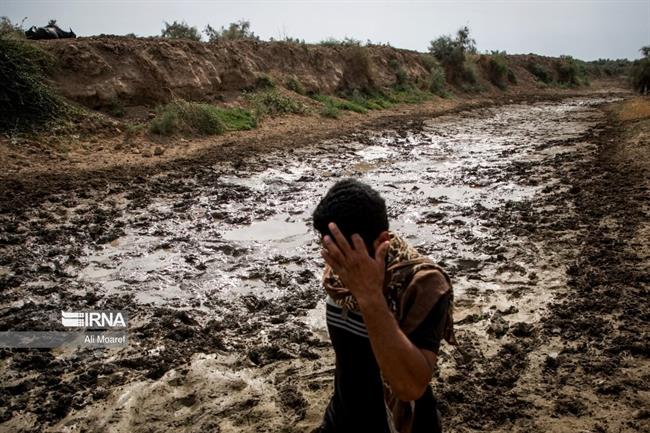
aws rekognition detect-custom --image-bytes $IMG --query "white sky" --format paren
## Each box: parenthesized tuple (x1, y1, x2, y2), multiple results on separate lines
(3, 0, 649, 60)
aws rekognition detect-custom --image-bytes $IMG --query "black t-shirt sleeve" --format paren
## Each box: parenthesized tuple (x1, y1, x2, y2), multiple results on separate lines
(407, 293, 450, 354)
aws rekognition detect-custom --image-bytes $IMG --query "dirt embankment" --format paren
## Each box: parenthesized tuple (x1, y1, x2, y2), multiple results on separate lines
(35, 37, 575, 110)
(38, 37, 433, 109)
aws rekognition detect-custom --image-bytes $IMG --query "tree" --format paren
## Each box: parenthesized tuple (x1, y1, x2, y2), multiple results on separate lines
(161, 20, 201, 41)
(203, 20, 258, 42)
(631, 46, 650, 94)
(429, 26, 477, 83)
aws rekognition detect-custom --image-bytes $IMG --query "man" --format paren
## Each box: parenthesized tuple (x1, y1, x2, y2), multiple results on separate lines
(312, 178, 455, 433)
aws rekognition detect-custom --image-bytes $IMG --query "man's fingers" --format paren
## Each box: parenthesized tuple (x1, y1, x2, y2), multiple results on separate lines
(375, 240, 390, 267)
(328, 223, 352, 256)
(321, 248, 342, 272)
(351, 234, 369, 255)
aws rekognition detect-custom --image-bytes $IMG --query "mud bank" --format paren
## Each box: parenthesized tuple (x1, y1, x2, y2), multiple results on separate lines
(1, 95, 648, 433)
(36, 36, 586, 110)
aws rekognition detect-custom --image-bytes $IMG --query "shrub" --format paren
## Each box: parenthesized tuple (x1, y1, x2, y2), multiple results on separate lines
(630, 46, 650, 94)
(161, 21, 201, 41)
(285, 76, 305, 95)
(0, 16, 26, 39)
(320, 100, 340, 118)
(486, 52, 509, 89)
(394, 67, 411, 91)
(429, 62, 446, 95)
(527, 61, 552, 84)
(149, 100, 256, 135)
(429, 26, 476, 84)
(248, 90, 305, 117)
(255, 74, 275, 89)
(204, 20, 258, 42)
(319, 37, 362, 47)
(0, 37, 65, 131)
(556, 56, 588, 86)
(107, 98, 125, 117)
(124, 123, 145, 138)
(461, 59, 479, 84)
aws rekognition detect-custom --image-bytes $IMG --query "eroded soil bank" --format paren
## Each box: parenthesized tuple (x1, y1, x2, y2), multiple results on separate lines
(0, 95, 648, 433)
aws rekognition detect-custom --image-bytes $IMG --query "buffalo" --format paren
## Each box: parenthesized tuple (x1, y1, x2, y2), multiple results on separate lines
(25, 23, 76, 40)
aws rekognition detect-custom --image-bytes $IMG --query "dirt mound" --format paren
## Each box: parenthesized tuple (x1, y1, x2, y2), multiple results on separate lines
(33, 37, 595, 111)
(36, 37, 432, 109)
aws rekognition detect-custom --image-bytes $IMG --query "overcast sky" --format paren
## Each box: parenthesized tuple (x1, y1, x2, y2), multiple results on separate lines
(3, 1, 649, 60)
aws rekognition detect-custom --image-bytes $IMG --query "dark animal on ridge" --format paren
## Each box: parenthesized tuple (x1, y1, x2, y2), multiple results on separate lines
(25, 24, 76, 40)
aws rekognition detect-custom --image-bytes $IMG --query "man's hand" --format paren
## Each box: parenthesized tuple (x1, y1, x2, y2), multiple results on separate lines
(321, 222, 390, 303)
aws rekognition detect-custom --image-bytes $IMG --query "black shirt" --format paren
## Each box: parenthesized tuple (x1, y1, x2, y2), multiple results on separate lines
(320, 293, 450, 433)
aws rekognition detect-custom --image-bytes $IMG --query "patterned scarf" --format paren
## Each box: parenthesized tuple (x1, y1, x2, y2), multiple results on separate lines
(322, 231, 455, 345)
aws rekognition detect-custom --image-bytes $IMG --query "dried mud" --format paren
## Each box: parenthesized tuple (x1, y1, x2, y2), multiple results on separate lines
(1, 95, 648, 433)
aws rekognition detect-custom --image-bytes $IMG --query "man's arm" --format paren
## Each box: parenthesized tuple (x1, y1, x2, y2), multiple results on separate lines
(358, 295, 438, 401)
(321, 223, 436, 401)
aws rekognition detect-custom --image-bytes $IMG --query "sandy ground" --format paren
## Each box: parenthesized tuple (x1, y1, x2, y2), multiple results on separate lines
(0, 90, 648, 433)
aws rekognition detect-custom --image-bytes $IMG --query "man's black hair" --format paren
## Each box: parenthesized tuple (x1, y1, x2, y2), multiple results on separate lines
(312, 178, 389, 254)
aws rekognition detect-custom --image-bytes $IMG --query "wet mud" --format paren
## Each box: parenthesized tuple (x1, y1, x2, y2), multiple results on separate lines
(1, 96, 648, 433)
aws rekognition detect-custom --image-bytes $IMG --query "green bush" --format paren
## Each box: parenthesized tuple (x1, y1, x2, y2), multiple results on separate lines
(527, 61, 552, 84)
(107, 98, 125, 117)
(429, 26, 476, 84)
(255, 75, 275, 89)
(320, 100, 340, 118)
(204, 20, 258, 42)
(553, 56, 589, 87)
(419, 54, 438, 71)
(394, 67, 411, 91)
(319, 37, 362, 47)
(429, 63, 446, 95)
(149, 100, 256, 135)
(630, 46, 650, 94)
(348, 90, 394, 109)
(486, 52, 509, 89)
(285, 76, 305, 95)
(248, 90, 305, 116)
(461, 59, 479, 85)
(161, 21, 201, 41)
(419, 55, 446, 96)
(0, 37, 65, 131)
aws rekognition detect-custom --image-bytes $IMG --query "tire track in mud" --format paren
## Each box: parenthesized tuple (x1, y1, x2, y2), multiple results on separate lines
(0, 96, 637, 433)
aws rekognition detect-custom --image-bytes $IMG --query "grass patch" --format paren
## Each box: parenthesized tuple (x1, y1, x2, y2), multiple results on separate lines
(311, 94, 368, 115)
(247, 89, 306, 117)
(149, 100, 256, 136)
(312, 86, 432, 119)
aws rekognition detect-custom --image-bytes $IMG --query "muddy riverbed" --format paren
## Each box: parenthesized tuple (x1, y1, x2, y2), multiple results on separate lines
(1, 96, 648, 433)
